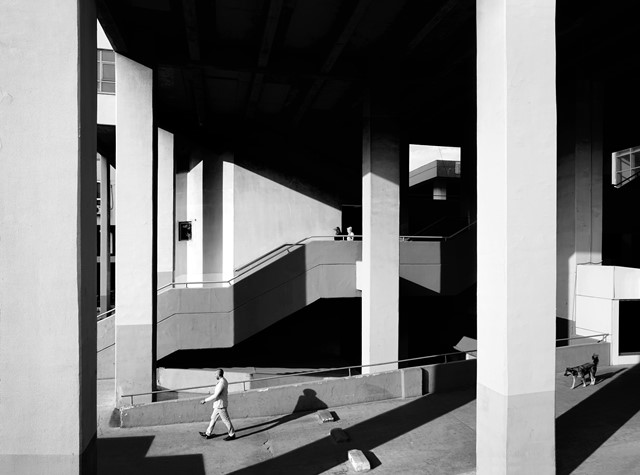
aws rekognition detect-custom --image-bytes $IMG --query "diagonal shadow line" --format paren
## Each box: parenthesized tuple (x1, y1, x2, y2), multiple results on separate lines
(228, 388, 476, 475)
(234, 411, 312, 439)
(556, 363, 640, 475)
(98, 435, 205, 475)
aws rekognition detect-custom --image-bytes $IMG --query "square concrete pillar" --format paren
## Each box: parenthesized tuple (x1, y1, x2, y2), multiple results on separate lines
(222, 157, 236, 280)
(157, 128, 175, 288)
(100, 154, 112, 313)
(0, 1, 97, 472)
(115, 55, 156, 405)
(361, 91, 400, 373)
(477, 0, 557, 473)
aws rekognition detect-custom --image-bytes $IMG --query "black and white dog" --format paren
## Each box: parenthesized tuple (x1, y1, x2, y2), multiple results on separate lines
(564, 354, 599, 389)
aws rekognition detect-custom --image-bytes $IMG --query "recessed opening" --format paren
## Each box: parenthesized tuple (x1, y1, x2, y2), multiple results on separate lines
(619, 300, 640, 354)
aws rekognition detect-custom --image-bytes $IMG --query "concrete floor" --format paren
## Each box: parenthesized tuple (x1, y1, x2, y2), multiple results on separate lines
(98, 363, 640, 474)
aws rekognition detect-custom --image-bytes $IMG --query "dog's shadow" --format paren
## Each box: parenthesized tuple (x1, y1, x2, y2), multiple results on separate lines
(594, 367, 627, 385)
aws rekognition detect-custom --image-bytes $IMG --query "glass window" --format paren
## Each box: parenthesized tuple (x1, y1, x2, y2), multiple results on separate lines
(97, 49, 116, 95)
(102, 50, 115, 62)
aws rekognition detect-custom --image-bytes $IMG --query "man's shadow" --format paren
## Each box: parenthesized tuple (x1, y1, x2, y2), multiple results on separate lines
(234, 389, 327, 439)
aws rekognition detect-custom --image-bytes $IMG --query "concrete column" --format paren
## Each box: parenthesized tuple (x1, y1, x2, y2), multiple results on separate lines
(569, 80, 603, 330)
(175, 170, 188, 280)
(100, 154, 112, 313)
(476, 1, 556, 474)
(187, 159, 204, 283)
(361, 91, 400, 374)
(222, 156, 235, 280)
(0, 1, 96, 472)
(158, 129, 175, 288)
(115, 55, 155, 405)
(202, 152, 226, 281)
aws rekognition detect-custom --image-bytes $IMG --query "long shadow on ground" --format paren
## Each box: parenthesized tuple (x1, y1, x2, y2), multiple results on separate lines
(98, 436, 205, 475)
(228, 388, 476, 475)
(556, 364, 640, 475)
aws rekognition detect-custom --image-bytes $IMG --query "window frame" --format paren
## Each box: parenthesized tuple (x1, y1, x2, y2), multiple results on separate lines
(97, 49, 116, 95)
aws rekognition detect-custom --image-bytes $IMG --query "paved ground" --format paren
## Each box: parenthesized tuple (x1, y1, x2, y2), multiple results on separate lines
(98, 363, 640, 474)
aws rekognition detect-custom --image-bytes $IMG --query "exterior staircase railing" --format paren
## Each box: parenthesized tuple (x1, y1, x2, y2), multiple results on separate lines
(156, 221, 477, 293)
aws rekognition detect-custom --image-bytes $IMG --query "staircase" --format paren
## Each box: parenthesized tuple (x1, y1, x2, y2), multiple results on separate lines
(156, 229, 476, 359)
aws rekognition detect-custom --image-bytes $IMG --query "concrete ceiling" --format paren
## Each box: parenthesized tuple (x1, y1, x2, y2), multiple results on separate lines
(97, 0, 477, 143)
(96, 0, 640, 171)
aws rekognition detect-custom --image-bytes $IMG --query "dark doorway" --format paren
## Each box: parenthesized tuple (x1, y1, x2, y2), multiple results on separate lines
(619, 300, 640, 354)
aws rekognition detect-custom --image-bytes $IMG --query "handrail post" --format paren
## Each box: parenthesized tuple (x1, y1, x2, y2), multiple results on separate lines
(130, 395, 133, 406)
(348, 367, 352, 377)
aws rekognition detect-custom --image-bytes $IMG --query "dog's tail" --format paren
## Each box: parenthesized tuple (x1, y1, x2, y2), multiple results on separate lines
(592, 354, 599, 365)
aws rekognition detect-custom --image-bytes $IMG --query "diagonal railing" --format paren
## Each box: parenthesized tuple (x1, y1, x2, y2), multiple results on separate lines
(96, 308, 116, 321)
(613, 169, 640, 189)
(156, 221, 477, 293)
(120, 331, 609, 405)
(121, 350, 477, 405)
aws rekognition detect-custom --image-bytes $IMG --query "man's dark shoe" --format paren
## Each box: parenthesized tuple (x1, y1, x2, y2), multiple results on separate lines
(199, 431, 215, 439)
(223, 435, 236, 441)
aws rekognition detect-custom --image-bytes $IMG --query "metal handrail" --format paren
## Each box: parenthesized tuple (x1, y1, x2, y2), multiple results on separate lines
(97, 308, 116, 321)
(121, 349, 476, 404)
(158, 222, 477, 292)
(613, 169, 640, 189)
(157, 236, 328, 292)
(234, 243, 295, 273)
(120, 331, 611, 404)
(446, 220, 477, 240)
(411, 216, 448, 237)
(556, 333, 609, 343)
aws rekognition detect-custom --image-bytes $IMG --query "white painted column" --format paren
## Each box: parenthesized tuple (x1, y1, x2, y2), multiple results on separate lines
(100, 154, 112, 313)
(361, 92, 400, 374)
(157, 128, 175, 288)
(187, 159, 204, 284)
(476, 1, 556, 473)
(222, 157, 236, 280)
(0, 1, 96, 472)
(115, 55, 155, 405)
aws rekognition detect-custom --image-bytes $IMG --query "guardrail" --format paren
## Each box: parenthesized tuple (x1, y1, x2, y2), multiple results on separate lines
(121, 350, 475, 405)
(96, 308, 116, 321)
(157, 222, 477, 292)
(613, 170, 640, 189)
(556, 333, 609, 343)
(121, 330, 609, 405)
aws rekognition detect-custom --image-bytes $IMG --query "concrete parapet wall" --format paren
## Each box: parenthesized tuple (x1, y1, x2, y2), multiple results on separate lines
(97, 316, 115, 379)
(120, 367, 423, 428)
(158, 367, 251, 394)
(422, 359, 477, 394)
(556, 342, 610, 372)
(115, 343, 611, 425)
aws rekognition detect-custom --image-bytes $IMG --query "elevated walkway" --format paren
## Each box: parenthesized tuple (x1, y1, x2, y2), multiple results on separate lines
(156, 229, 475, 358)
(119, 338, 608, 428)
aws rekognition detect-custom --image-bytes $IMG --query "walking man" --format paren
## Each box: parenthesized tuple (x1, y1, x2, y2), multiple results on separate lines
(199, 369, 236, 440)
